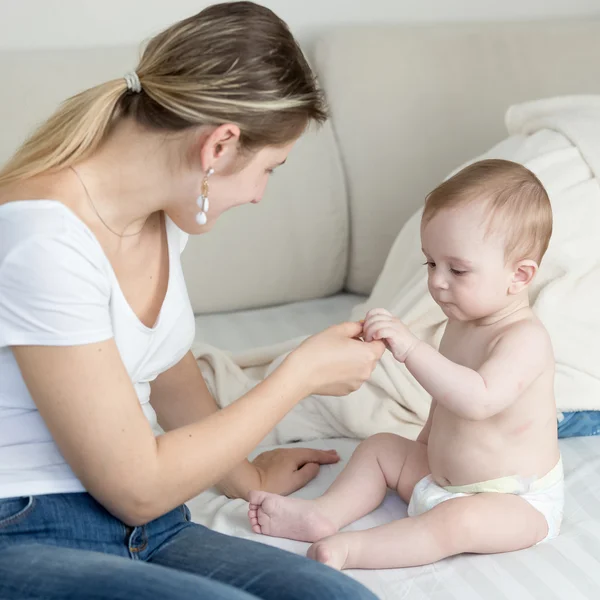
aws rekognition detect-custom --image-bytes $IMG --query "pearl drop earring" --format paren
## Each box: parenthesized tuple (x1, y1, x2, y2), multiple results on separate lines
(196, 167, 214, 226)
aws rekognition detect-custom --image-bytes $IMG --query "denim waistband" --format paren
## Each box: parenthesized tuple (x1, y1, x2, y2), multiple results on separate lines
(0, 492, 192, 561)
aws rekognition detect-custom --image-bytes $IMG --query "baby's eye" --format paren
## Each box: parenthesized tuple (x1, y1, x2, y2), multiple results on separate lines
(450, 268, 467, 276)
(423, 261, 435, 269)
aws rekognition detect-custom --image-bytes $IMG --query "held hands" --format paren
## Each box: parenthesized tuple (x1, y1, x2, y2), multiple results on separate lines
(289, 321, 386, 397)
(362, 308, 420, 363)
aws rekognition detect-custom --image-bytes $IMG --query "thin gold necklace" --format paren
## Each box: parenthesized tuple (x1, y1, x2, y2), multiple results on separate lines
(70, 166, 146, 238)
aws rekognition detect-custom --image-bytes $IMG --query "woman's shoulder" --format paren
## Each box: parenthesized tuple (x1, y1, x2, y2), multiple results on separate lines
(0, 200, 112, 304)
(0, 200, 103, 261)
(0, 201, 115, 348)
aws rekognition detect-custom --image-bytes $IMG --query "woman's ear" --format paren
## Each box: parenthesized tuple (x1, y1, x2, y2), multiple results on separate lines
(198, 123, 241, 174)
(508, 259, 538, 295)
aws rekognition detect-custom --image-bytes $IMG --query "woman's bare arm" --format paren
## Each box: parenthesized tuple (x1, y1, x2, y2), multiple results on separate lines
(13, 322, 383, 525)
(150, 350, 266, 500)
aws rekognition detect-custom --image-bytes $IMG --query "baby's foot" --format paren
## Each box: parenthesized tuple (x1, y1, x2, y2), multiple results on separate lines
(307, 535, 350, 570)
(247, 491, 337, 542)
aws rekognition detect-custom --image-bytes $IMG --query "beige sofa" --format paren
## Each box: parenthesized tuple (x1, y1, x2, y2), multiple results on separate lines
(3, 20, 600, 353)
(3, 20, 600, 598)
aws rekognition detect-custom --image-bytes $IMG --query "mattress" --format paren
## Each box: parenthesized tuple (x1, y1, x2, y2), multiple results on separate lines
(187, 436, 600, 600)
(194, 293, 366, 353)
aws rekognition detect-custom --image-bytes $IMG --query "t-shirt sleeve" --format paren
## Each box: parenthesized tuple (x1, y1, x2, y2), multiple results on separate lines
(0, 234, 113, 347)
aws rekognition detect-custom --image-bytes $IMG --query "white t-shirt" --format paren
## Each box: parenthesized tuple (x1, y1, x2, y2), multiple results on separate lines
(0, 201, 195, 499)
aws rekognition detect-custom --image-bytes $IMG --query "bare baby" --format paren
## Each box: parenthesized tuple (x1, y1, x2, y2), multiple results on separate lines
(248, 159, 562, 570)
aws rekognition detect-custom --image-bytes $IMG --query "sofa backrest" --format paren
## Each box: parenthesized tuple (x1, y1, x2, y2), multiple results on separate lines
(315, 20, 600, 295)
(2, 20, 600, 311)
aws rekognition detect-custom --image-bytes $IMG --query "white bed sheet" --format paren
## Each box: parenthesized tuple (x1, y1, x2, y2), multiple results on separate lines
(187, 436, 600, 600)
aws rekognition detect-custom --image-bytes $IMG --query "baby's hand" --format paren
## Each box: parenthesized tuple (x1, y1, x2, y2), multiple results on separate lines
(362, 309, 420, 363)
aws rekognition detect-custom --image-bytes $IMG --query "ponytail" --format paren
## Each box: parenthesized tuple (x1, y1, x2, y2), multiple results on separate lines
(0, 79, 127, 185)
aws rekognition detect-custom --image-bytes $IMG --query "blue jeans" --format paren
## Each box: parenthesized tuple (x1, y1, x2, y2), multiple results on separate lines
(558, 410, 600, 438)
(0, 493, 376, 600)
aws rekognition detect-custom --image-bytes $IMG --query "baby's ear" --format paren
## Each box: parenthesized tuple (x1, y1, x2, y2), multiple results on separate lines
(508, 259, 538, 294)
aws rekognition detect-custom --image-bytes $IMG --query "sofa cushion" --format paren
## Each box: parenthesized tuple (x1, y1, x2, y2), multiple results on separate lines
(194, 293, 365, 353)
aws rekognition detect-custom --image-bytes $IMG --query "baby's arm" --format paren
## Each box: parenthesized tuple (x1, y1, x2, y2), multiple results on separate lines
(363, 310, 551, 421)
(405, 323, 551, 420)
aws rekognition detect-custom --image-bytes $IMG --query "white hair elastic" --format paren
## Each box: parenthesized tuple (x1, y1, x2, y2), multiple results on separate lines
(124, 72, 142, 93)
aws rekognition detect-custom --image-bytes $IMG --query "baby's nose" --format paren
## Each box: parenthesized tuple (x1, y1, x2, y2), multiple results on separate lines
(431, 272, 449, 290)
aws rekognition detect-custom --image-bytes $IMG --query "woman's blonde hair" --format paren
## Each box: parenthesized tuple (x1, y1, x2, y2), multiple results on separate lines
(422, 159, 553, 265)
(0, 1, 327, 185)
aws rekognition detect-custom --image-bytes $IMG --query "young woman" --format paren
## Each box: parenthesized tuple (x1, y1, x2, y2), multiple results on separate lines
(0, 3, 383, 598)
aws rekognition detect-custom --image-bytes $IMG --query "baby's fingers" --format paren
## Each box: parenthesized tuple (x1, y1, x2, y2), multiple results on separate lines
(372, 327, 397, 342)
(365, 308, 392, 320)
(363, 316, 394, 341)
(363, 320, 390, 343)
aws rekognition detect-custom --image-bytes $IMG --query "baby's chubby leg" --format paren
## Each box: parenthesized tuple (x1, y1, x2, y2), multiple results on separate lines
(248, 433, 429, 542)
(310, 492, 549, 570)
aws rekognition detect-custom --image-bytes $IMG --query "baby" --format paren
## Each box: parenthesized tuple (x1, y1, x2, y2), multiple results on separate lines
(248, 159, 563, 570)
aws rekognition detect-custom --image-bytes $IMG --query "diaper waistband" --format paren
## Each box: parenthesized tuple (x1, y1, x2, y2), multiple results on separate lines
(444, 457, 563, 495)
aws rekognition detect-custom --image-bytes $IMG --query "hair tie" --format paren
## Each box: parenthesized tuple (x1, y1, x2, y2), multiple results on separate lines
(124, 72, 142, 93)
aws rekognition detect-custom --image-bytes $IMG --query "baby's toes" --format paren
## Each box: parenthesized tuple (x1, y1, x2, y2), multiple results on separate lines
(256, 508, 272, 535)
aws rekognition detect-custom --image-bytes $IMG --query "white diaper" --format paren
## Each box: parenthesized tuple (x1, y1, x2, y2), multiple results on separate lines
(407, 459, 564, 543)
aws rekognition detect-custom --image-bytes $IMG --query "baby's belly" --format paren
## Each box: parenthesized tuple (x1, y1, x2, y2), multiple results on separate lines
(427, 416, 537, 487)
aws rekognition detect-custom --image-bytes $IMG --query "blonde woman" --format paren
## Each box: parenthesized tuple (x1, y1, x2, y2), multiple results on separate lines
(0, 3, 383, 599)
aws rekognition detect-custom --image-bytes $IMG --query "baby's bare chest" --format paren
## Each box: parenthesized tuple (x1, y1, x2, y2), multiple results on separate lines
(440, 325, 499, 369)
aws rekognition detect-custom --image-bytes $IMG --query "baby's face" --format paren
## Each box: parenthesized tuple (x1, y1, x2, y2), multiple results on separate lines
(421, 204, 514, 321)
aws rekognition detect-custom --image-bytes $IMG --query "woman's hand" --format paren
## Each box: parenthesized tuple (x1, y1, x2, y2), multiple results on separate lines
(287, 321, 386, 397)
(362, 308, 420, 362)
(216, 448, 340, 500)
(252, 447, 340, 495)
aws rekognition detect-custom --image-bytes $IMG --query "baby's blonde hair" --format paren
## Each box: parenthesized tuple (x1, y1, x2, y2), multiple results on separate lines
(422, 159, 552, 265)
(0, 1, 327, 185)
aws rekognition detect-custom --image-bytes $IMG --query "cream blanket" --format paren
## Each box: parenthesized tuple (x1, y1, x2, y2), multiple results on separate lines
(193, 96, 600, 443)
